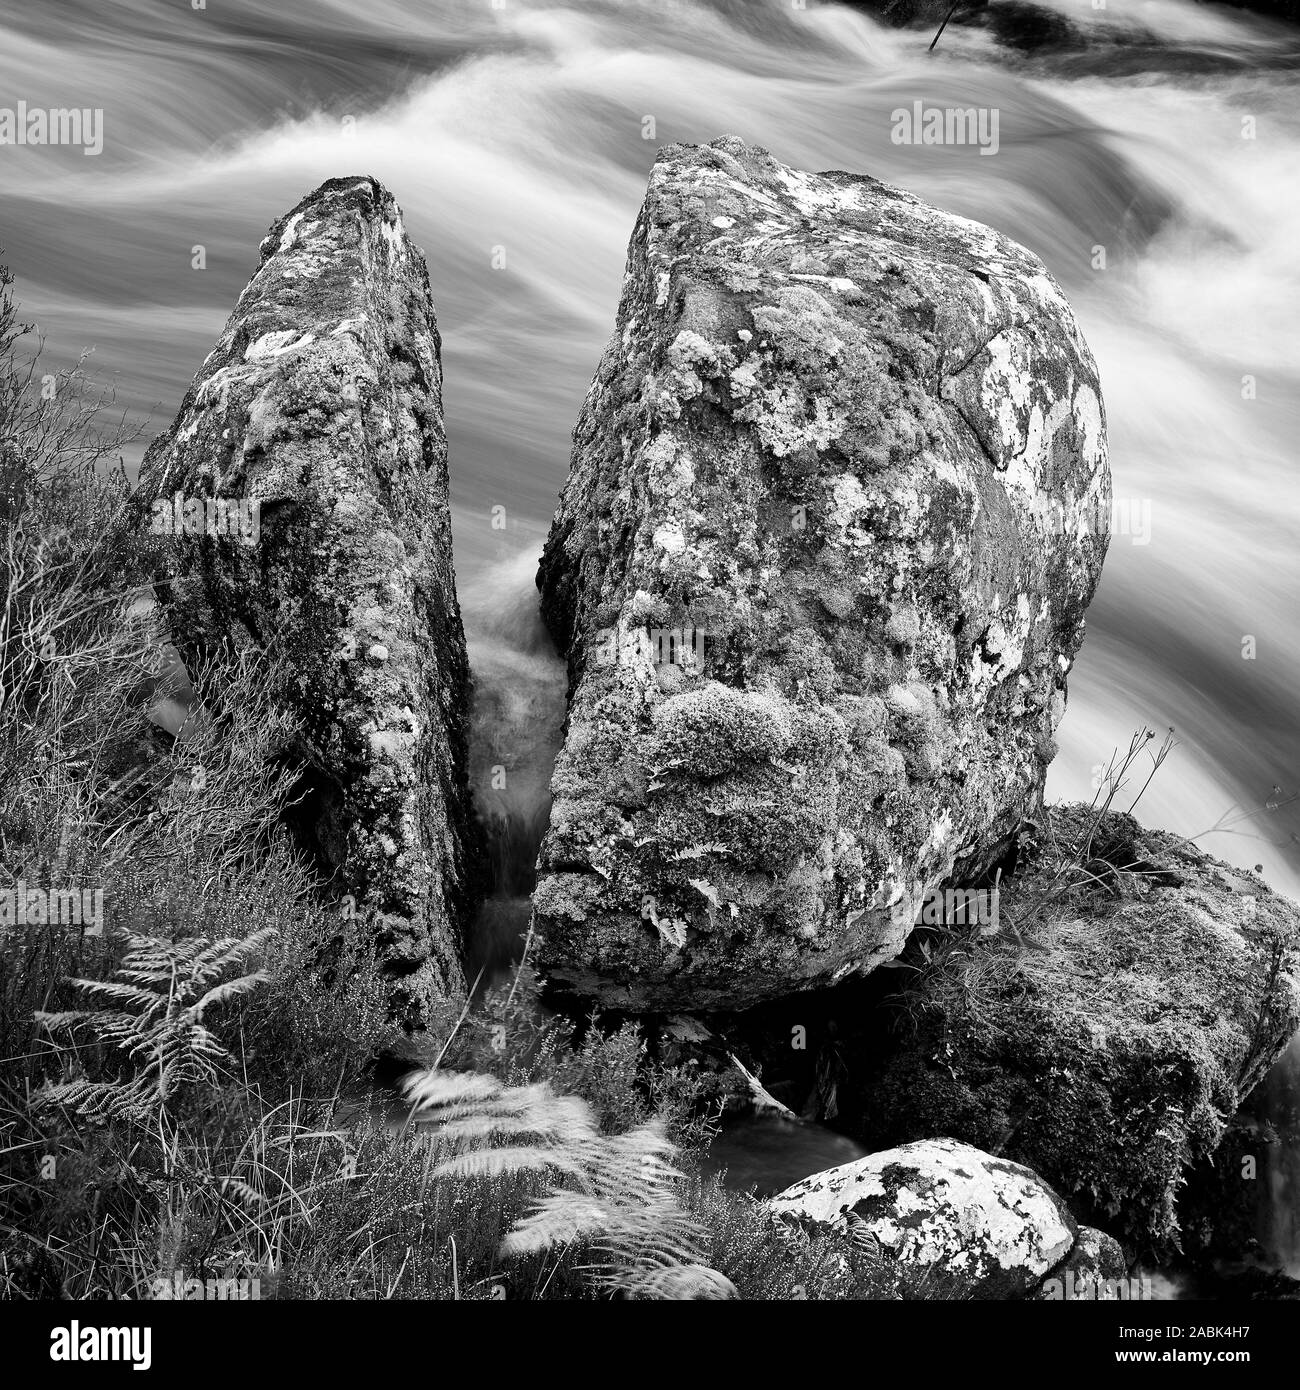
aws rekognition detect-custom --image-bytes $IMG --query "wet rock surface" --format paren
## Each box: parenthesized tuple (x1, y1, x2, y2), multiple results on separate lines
(1033, 1225, 1131, 1300)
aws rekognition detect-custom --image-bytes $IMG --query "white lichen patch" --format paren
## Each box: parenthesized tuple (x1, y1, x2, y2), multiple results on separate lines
(919, 806, 954, 858)
(823, 472, 874, 545)
(380, 215, 406, 260)
(773, 165, 864, 218)
(738, 381, 844, 457)
(728, 358, 761, 402)
(789, 272, 861, 297)
(667, 330, 720, 375)
(367, 726, 410, 762)
(767, 1138, 1074, 1293)
(1073, 381, 1104, 470)
(1004, 393, 1072, 504)
(276, 210, 307, 255)
(971, 593, 1033, 687)
(979, 331, 1034, 464)
(246, 329, 317, 362)
(652, 520, 686, 556)
(886, 683, 921, 715)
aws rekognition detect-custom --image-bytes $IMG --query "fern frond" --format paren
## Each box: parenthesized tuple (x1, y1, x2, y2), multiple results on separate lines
(33, 927, 275, 1120)
(422, 1113, 571, 1145)
(190, 969, 268, 1018)
(218, 1177, 266, 1210)
(36, 1077, 153, 1123)
(431, 1146, 583, 1182)
(58, 979, 168, 1013)
(622, 1264, 739, 1300)
(33, 1009, 89, 1033)
(500, 1194, 615, 1254)
(406, 1067, 732, 1300)
(401, 1070, 503, 1110)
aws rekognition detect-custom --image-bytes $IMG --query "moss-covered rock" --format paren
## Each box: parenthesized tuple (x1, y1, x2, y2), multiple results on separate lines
(1032, 1225, 1133, 1300)
(136, 177, 483, 1026)
(534, 137, 1109, 1010)
(855, 804, 1300, 1251)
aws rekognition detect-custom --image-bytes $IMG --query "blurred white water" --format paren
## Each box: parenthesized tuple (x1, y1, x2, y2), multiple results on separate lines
(3, 2, 1300, 1242)
(1, 0, 1296, 893)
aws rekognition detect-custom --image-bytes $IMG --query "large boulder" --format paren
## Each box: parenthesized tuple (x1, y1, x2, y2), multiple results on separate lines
(534, 136, 1109, 1010)
(853, 804, 1300, 1249)
(136, 176, 482, 1026)
(768, 1137, 1077, 1300)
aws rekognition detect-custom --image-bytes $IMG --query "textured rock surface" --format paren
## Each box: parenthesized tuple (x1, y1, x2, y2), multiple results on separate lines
(136, 176, 481, 1025)
(856, 804, 1300, 1248)
(1033, 1225, 1133, 1300)
(768, 1136, 1077, 1300)
(534, 136, 1109, 1010)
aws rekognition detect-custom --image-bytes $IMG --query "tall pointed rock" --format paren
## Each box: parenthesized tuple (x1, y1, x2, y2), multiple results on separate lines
(138, 176, 482, 1025)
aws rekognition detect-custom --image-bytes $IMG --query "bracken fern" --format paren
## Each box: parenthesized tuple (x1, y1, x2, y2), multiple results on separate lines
(34, 928, 276, 1121)
(403, 1069, 737, 1300)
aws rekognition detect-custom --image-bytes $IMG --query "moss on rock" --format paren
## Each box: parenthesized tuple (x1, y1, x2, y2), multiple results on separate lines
(136, 177, 483, 1027)
(534, 138, 1110, 1010)
(855, 804, 1300, 1251)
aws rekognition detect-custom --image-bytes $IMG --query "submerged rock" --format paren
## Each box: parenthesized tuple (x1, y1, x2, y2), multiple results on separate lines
(136, 176, 482, 1026)
(768, 1136, 1077, 1300)
(847, 0, 1084, 52)
(534, 137, 1109, 1010)
(854, 804, 1300, 1249)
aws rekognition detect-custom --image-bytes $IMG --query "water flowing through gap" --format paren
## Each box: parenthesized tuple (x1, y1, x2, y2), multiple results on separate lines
(4, 0, 1298, 1270)
(461, 550, 567, 994)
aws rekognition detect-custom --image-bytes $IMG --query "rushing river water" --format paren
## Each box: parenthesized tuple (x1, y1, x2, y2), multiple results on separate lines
(3, 0, 1298, 1264)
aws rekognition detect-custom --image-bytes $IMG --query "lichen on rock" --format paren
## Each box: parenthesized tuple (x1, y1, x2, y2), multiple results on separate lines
(136, 176, 482, 1026)
(534, 136, 1109, 1010)
(767, 1136, 1078, 1300)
